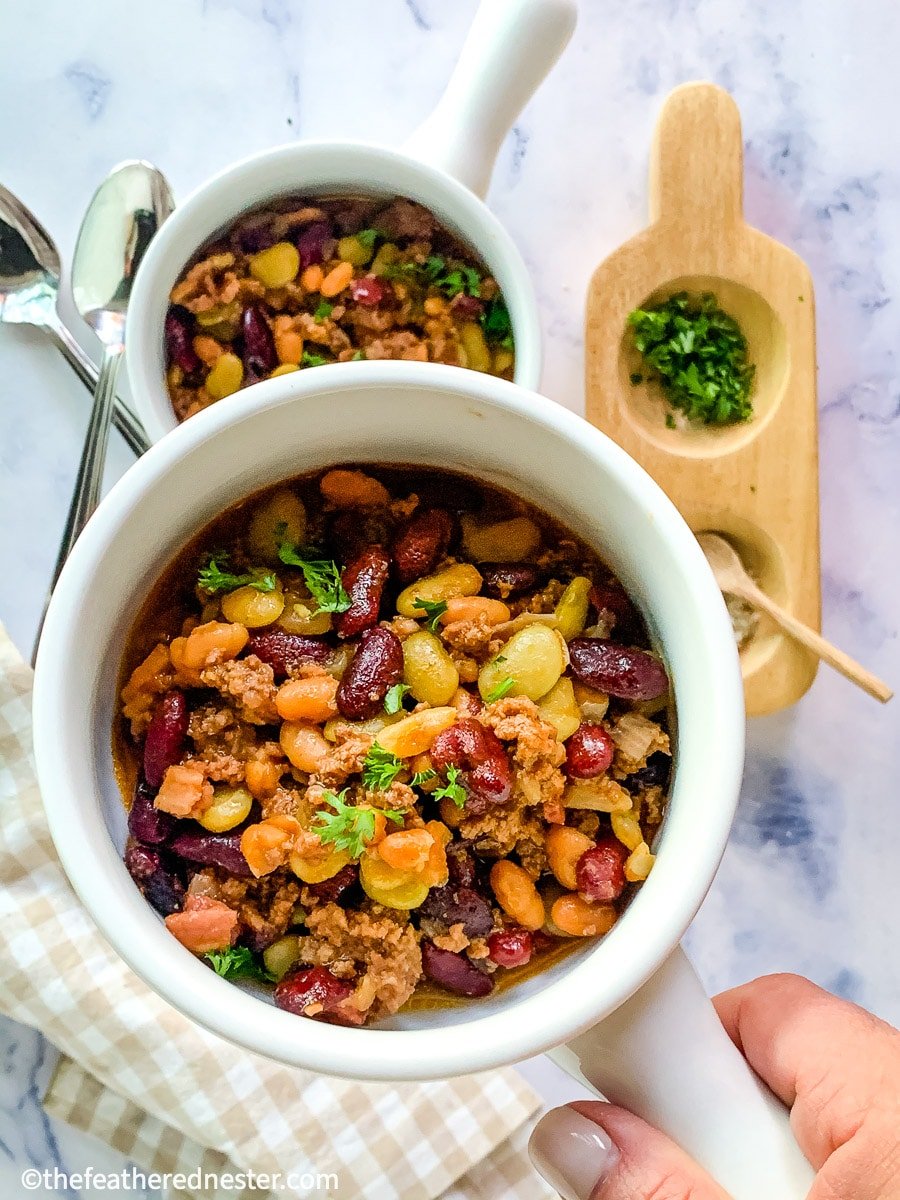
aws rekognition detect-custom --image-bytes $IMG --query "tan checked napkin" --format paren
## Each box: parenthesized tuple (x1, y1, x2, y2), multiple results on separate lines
(0, 623, 555, 1200)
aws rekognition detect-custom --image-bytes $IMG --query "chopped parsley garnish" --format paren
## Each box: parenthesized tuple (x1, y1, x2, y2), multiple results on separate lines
(384, 254, 481, 299)
(384, 683, 411, 715)
(627, 292, 755, 426)
(361, 742, 405, 791)
(315, 788, 403, 858)
(301, 350, 327, 367)
(436, 264, 482, 299)
(356, 228, 380, 250)
(205, 946, 273, 982)
(277, 541, 351, 613)
(434, 765, 467, 809)
(314, 299, 334, 322)
(485, 676, 516, 702)
(414, 596, 448, 631)
(410, 768, 437, 789)
(197, 553, 277, 595)
(480, 296, 514, 348)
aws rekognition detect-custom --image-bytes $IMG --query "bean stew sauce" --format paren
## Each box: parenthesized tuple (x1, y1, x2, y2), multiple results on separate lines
(116, 465, 672, 1026)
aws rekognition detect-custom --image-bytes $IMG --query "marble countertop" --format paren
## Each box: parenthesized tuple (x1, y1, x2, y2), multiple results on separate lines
(2, 0, 899, 1194)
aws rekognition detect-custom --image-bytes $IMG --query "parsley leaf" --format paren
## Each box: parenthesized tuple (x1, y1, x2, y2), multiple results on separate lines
(361, 742, 405, 791)
(197, 554, 277, 596)
(410, 768, 437, 788)
(315, 788, 403, 858)
(205, 946, 273, 982)
(479, 296, 514, 348)
(301, 350, 328, 367)
(277, 541, 351, 613)
(485, 676, 516, 702)
(314, 299, 334, 322)
(384, 683, 411, 715)
(414, 596, 448, 631)
(627, 292, 755, 426)
(436, 264, 482, 299)
(356, 228, 380, 250)
(434, 765, 467, 809)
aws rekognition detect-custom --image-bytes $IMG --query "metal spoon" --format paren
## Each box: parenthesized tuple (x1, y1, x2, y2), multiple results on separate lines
(32, 162, 174, 663)
(697, 531, 893, 703)
(0, 182, 152, 456)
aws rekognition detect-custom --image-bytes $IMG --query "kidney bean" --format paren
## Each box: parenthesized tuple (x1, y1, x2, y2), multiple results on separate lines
(420, 884, 493, 938)
(479, 562, 542, 600)
(446, 843, 481, 890)
(335, 546, 390, 639)
(303, 863, 359, 905)
(350, 275, 393, 307)
(391, 509, 454, 585)
(487, 927, 533, 969)
(566, 723, 615, 779)
(421, 941, 494, 997)
(296, 221, 334, 268)
(450, 293, 485, 319)
(247, 630, 333, 678)
(336, 626, 403, 719)
(128, 779, 176, 845)
(625, 752, 671, 794)
(576, 837, 629, 903)
(327, 510, 393, 561)
(236, 219, 277, 254)
(568, 638, 669, 701)
(124, 844, 185, 917)
(240, 304, 277, 380)
(431, 718, 511, 813)
(274, 965, 361, 1025)
(590, 582, 636, 623)
(164, 306, 201, 374)
(169, 828, 254, 877)
(143, 691, 189, 788)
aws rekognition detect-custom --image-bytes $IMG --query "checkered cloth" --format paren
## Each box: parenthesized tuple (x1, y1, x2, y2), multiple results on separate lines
(0, 625, 554, 1200)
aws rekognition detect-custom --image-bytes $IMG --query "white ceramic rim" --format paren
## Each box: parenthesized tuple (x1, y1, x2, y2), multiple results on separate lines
(34, 363, 744, 1080)
(126, 140, 543, 444)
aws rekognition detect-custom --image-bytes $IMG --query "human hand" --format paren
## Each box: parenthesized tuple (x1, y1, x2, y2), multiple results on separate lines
(529, 974, 900, 1198)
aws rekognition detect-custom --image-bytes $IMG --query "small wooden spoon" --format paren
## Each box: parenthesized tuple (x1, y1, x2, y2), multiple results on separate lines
(698, 533, 893, 703)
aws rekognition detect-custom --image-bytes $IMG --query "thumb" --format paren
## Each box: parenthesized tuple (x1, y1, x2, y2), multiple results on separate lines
(529, 1101, 731, 1200)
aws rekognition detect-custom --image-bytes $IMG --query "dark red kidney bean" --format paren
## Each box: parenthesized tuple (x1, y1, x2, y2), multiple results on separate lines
(431, 718, 511, 813)
(590, 582, 636, 624)
(391, 509, 454, 585)
(450, 293, 484, 319)
(296, 221, 334, 268)
(247, 630, 332, 678)
(566, 723, 615, 779)
(625, 752, 671, 794)
(336, 626, 403, 719)
(124, 845, 185, 917)
(446, 843, 479, 890)
(420, 884, 493, 938)
(350, 275, 392, 307)
(236, 219, 276, 254)
(576, 838, 629, 903)
(335, 546, 390, 639)
(531, 929, 555, 955)
(422, 941, 493, 997)
(128, 780, 176, 845)
(479, 562, 542, 600)
(487, 927, 533, 969)
(327, 509, 393, 562)
(303, 863, 359, 904)
(568, 638, 669, 701)
(169, 829, 253, 877)
(143, 691, 189, 788)
(274, 965, 361, 1025)
(164, 306, 201, 374)
(240, 304, 277, 379)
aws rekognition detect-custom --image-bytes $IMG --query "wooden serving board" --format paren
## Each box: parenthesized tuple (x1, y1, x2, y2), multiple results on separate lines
(585, 82, 820, 717)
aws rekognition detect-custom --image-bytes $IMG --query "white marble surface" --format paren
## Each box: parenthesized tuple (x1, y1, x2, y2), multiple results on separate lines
(2, 0, 899, 1194)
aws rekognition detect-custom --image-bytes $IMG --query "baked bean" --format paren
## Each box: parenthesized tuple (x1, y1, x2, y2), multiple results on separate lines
(439, 596, 510, 626)
(275, 675, 339, 723)
(320, 468, 390, 508)
(551, 894, 618, 937)
(546, 826, 595, 890)
(181, 620, 248, 670)
(625, 841, 656, 881)
(240, 815, 301, 877)
(376, 706, 457, 758)
(490, 860, 545, 931)
(280, 721, 331, 773)
(245, 758, 282, 799)
(377, 829, 434, 872)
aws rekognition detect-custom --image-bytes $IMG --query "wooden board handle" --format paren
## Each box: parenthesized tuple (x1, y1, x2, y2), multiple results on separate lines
(650, 82, 744, 227)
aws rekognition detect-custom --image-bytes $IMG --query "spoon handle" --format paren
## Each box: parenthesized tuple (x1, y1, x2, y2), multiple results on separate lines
(45, 314, 150, 456)
(32, 347, 124, 664)
(739, 584, 893, 703)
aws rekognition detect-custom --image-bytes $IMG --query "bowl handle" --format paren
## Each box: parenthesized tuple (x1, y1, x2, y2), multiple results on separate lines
(549, 945, 816, 1197)
(402, 0, 576, 198)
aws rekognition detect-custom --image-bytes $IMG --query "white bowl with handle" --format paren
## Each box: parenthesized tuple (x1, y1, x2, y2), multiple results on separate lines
(126, 0, 577, 443)
(33, 363, 814, 1198)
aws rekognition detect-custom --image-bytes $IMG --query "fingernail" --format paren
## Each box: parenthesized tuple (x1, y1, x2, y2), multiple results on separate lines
(528, 1106, 620, 1200)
